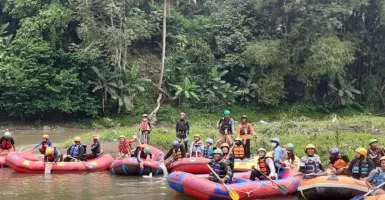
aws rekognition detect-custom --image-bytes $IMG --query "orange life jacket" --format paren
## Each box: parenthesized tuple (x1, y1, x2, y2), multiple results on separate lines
(258, 157, 272, 175)
(233, 145, 245, 159)
(119, 142, 130, 154)
(1, 139, 12, 149)
(140, 121, 150, 132)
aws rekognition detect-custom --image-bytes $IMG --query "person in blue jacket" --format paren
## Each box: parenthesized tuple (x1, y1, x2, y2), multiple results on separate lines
(203, 138, 214, 159)
(270, 137, 287, 172)
(33, 134, 53, 154)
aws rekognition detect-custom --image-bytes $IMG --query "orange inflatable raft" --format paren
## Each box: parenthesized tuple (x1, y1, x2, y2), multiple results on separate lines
(167, 157, 211, 174)
(5, 153, 114, 173)
(298, 175, 370, 200)
(0, 150, 41, 168)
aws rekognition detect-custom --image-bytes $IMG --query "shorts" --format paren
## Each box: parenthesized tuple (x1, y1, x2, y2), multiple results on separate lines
(176, 132, 188, 141)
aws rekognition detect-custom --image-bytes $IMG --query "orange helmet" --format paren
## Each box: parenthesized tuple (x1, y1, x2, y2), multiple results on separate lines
(92, 134, 99, 140)
(42, 134, 49, 139)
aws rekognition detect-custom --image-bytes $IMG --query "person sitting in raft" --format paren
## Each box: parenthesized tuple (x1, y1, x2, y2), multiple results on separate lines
(221, 143, 234, 170)
(87, 134, 102, 159)
(44, 147, 62, 164)
(299, 144, 325, 178)
(0, 131, 15, 153)
(284, 143, 296, 169)
(328, 147, 350, 175)
(208, 149, 233, 184)
(366, 156, 385, 195)
(250, 148, 277, 181)
(203, 138, 214, 159)
(233, 137, 245, 160)
(118, 135, 139, 158)
(33, 134, 53, 154)
(348, 147, 374, 180)
(191, 134, 204, 157)
(368, 139, 385, 167)
(271, 138, 288, 171)
(64, 137, 86, 162)
(237, 115, 256, 159)
(163, 141, 186, 167)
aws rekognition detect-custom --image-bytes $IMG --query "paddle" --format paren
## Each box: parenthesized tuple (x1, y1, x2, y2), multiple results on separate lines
(253, 168, 290, 195)
(303, 171, 328, 179)
(18, 146, 24, 152)
(44, 162, 53, 174)
(67, 155, 94, 169)
(206, 164, 239, 200)
(351, 181, 385, 200)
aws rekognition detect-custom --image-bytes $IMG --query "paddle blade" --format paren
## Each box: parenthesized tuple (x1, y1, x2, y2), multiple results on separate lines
(84, 163, 94, 169)
(278, 185, 290, 195)
(44, 163, 52, 174)
(228, 188, 240, 200)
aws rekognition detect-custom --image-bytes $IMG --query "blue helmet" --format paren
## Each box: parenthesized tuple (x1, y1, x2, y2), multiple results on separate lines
(329, 147, 339, 156)
(206, 138, 214, 144)
(172, 141, 180, 148)
(270, 138, 281, 145)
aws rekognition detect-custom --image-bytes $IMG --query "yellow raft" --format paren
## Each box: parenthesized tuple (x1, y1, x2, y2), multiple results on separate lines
(233, 151, 300, 172)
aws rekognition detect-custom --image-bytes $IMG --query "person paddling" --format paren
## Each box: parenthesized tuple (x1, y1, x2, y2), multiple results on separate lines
(208, 149, 233, 184)
(348, 147, 374, 180)
(33, 134, 53, 154)
(250, 148, 277, 181)
(44, 147, 61, 164)
(299, 144, 325, 178)
(0, 131, 15, 153)
(366, 156, 385, 195)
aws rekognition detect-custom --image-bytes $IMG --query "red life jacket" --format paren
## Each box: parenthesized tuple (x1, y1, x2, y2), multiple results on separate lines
(1, 139, 12, 149)
(140, 121, 150, 132)
(119, 142, 130, 154)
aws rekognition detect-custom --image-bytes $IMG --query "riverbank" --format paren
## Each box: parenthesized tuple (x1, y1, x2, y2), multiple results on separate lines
(62, 106, 385, 163)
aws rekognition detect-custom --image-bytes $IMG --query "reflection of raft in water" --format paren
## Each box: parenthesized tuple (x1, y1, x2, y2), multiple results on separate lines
(233, 151, 300, 172)
(298, 175, 370, 200)
(167, 157, 211, 174)
(110, 145, 164, 176)
(168, 168, 302, 199)
(5, 153, 113, 173)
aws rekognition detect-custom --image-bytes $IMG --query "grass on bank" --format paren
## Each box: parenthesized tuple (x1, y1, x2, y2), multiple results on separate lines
(64, 105, 385, 163)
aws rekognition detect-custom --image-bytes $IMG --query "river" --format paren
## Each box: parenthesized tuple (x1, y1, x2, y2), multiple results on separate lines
(0, 129, 301, 200)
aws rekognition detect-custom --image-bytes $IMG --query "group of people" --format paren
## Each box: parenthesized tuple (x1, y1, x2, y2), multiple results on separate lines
(0, 130, 102, 165)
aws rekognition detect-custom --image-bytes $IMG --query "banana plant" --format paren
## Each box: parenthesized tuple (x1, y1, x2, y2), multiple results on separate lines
(328, 75, 361, 106)
(237, 67, 259, 102)
(168, 76, 200, 105)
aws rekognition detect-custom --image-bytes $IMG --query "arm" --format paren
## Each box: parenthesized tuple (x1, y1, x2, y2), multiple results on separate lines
(366, 169, 378, 189)
(319, 164, 325, 172)
(221, 161, 233, 181)
(53, 150, 60, 163)
(368, 159, 375, 173)
(248, 123, 256, 136)
(273, 148, 282, 163)
(33, 141, 43, 149)
(266, 158, 276, 176)
(230, 118, 235, 133)
(164, 148, 173, 160)
(186, 120, 190, 134)
(48, 141, 53, 147)
(137, 151, 143, 163)
(67, 146, 71, 155)
(216, 119, 221, 129)
(176, 121, 179, 133)
(11, 138, 16, 151)
(236, 124, 241, 138)
(299, 157, 307, 173)
(78, 146, 85, 158)
(347, 159, 355, 176)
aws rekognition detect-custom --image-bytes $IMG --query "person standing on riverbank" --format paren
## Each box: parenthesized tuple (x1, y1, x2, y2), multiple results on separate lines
(217, 110, 235, 135)
(139, 114, 152, 144)
(176, 112, 190, 152)
(33, 134, 52, 154)
(236, 115, 256, 159)
(0, 131, 15, 153)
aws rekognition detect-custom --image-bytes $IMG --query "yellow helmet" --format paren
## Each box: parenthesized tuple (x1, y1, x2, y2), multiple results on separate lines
(45, 147, 53, 155)
(74, 137, 81, 142)
(355, 148, 368, 156)
(42, 134, 49, 139)
(306, 144, 316, 149)
(119, 135, 126, 139)
(193, 134, 200, 139)
(380, 156, 385, 162)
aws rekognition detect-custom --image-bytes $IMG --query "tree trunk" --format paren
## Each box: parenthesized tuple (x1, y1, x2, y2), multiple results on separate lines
(150, 0, 167, 123)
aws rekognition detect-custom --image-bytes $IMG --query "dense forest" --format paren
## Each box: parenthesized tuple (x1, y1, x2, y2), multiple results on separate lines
(0, 0, 385, 121)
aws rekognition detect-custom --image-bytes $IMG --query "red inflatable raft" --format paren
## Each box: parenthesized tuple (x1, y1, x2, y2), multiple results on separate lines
(110, 145, 164, 176)
(168, 168, 302, 199)
(0, 150, 41, 168)
(167, 157, 211, 174)
(5, 153, 113, 173)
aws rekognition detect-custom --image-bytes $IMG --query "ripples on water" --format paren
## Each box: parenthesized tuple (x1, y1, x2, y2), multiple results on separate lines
(0, 169, 301, 200)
